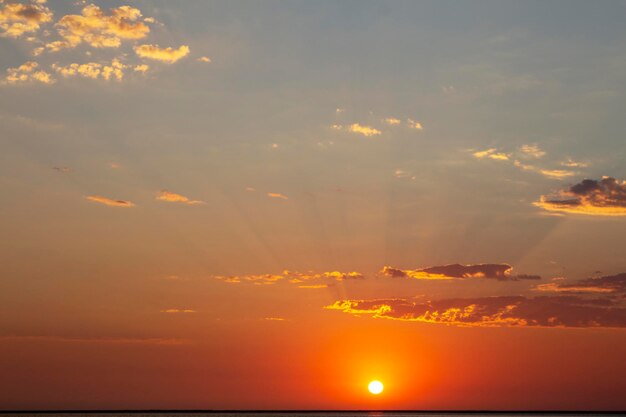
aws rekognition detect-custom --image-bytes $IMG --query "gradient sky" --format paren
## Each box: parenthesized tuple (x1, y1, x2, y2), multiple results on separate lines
(1, 0, 626, 411)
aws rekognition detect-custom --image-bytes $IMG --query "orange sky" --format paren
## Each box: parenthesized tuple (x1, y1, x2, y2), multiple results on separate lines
(1, 0, 626, 410)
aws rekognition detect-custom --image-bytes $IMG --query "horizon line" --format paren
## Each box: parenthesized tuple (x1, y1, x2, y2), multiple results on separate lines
(1, 410, 624, 414)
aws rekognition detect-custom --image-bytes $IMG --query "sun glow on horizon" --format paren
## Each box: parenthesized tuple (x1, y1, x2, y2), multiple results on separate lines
(368, 380, 384, 395)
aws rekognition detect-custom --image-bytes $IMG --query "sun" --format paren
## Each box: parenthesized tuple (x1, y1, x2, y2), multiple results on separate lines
(368, 380, 384, 395)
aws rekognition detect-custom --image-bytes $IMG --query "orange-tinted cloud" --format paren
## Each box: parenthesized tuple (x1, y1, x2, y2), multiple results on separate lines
(519, 144, 546, 158)
(86, 195, 135, 208)
(134, 44, 190, 64)
(197, 56, 211, 63)
(381, 263, 540, 281)
(4, 61, 54, 84)
(215, 270, 364, 285)
(513, 160, 576, 179)
(48, 4, 149, 51)
(407, 118, 423, 130)
(383, 117, 401, 125)
(298, 284, 329, 289)
(267, 192, 288, 200)
(346, 123, 381, 137)
(325, 295, 626, 328)
(52, 59, 126, 81)
(473, 148, 510, 161)
(561, 158, 589, 168)
(160, 309, 196, 313)
(0, 1, 53, 38)
(535, 273, 626, 294)
(133, 64, 149, 73)
(534, 177, 626, 216)
(156, 190, 204, 205)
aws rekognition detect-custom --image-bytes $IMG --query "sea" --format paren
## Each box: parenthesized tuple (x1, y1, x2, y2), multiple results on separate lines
(1, 413, 623, 417)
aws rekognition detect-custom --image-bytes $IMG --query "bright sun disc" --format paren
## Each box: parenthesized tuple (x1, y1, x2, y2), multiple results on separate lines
(368, 380, 384, 395)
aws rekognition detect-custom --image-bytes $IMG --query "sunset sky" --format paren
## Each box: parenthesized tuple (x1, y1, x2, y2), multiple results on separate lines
(1, 0, 626, 411)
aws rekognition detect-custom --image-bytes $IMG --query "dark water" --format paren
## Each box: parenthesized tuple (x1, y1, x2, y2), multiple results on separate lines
(1, 413, 622, 417)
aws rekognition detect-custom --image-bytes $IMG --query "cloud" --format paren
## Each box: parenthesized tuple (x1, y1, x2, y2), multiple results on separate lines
(472, 146, 577, 179)
(86, 195, 135, 208)
(197, 56, 211, 63)
(298, 284, 329, 289)
(4, 61, 54, 84)
(407, 118, 423, 130)
(156, 190, 204, 205)
(52, 58, 126, 81)
(160, 309, 196, 313)
(52, 166, 71, 173)
(394, 169, 415, 180)
(383, 117, 401, 125)
(133, 64, 149, 73)
(513, 160, 575, 180)
(264, 317, 285, 321)
(267, 192, 288, 200)
(346, 123, 381, 137)
(325, 295, 626, 328)
(534, 177, 626, 216)
(535, 272, 626, 294)
(0, 1, 53, 38)
(519, 144, 546, 158)
(472, 148, 510, 161)
(561, 158, 590, 168)
(134, 44, 190, 64)
(380, 263, 540, 281)
(215, 270, 364, 285)
(47, 4, 149, 51)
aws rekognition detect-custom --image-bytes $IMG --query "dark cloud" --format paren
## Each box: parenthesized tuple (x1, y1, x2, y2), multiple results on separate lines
(536, 273, 626, 294)
(535, 177, 626, 216)
(326, 295, 626, 328)
(381, 263, 540, 281)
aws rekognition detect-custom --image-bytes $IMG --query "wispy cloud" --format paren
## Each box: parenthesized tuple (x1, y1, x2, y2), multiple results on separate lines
(406, 118, 423, 130)
(383, 117, 401, 125)
(215, 270, 364, 286)
(535, 273, 626, 294)
(561, 158, 590, 168)
(394, 169, 416, 180)
(267, 192, 289, 200)
(534, 177, 626, 216)
(513, 160, 576, 179)
(156, 190, 204, 205)
(519, 144, 546, 158)
(134, 44, 190, 64)
(197, 56, 211, 63)
(472, 148, 510, 161)
(160, 309, 196, 313)
(86, 195, 135, 208)
(381, 264, 540, 281)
